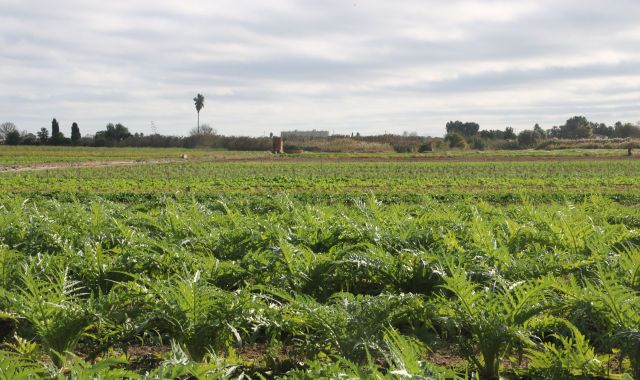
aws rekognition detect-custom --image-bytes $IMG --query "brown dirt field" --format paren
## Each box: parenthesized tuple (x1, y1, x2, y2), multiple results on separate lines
(126, 345, 169, 372)
(426, 347, 467, 368)
(0, 159, 180, 173)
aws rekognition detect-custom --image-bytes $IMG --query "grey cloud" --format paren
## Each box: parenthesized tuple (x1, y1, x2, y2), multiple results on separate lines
(0, 0, 639, 136)
(397, 61, 640, 94)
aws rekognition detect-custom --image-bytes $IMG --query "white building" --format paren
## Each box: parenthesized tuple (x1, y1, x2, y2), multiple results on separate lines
(281, 129, 330, 139)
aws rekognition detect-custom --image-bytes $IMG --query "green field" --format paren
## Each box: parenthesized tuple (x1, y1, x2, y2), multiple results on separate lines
(0, 145, 633, 165)
(1, 147, 639, 379)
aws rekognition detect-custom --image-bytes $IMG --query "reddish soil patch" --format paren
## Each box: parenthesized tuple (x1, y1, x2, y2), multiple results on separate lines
(426, 348, 467, 368)
(237, 343, 304, 363)
(0, 159, 179, 173)
(239, 343, 270, 361)
(127, 345, 170, 372)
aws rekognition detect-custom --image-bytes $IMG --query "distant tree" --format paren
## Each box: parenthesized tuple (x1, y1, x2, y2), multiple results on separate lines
(560, 116, 592, 139)
(446, 121, 479, 137)
(517, 130, 543, 148)
(71, 122, 81, 142)
(93, 131, 107, 147)
(201, 124, 215, 135)
(0, 122, 17, 140)
(193, 93, 205, 134)
(469, 136, 488, 150)
(613, 122, 640, 138)
(504, 127, 516, 140)
(547, 126, 561, 138)
(50, 118, 68, 145)
(5, 130, 21, 145)
(188, 124, 219, 148)
(189, 123, 216, 136)
(591, 123, 613, 137)
(479, 129, 506, 140)
(20, 132, 38, 145)
(51, 118, 60, 139)
(533, 124, 546, 139)
(418, 142, 433, 152)
(37, 128, 49, 144)
(99, 123, 132, 144)
(444, 132, 467, 148)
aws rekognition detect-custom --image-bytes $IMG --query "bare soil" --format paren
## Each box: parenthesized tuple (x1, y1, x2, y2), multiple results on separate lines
(0, 159, 179, 173)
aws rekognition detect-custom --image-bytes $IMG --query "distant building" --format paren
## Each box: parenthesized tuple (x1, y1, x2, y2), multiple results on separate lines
(272, 137, 284, 154)
(281, 129, 330, 139)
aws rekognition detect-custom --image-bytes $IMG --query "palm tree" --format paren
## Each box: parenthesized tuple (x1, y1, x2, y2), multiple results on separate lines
(193, 94, 205, 134)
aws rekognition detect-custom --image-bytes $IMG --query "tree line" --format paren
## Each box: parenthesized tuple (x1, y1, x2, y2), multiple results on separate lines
(0, 119, 273, 150)
(0, 119, 134, 147)
(443, 116, 640, 149)
(1, 115, 638, 152)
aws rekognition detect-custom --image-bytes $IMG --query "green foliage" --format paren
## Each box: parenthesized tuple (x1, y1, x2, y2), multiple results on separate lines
(2, 153, 639, 200)
(591, 272, 640, 378)
(10, 266, 93, 366)
(144, 342, 242, 380)
(5, 130, 22, 145)
(141, 271, 261, 361)
(0, 350, 47, 379)
(524, 324, 604, 379)
(55, 355, 136, 380)
(468, 136, 488, 150)
(517, 129, 543, 148)
(560, 116, 593, 139)
(436, 265, 552, 379)
(94, 123, 132, 146)
(70, 122, 81, 142)
(16, 271, 92, 366)
(613, 121, 640, 138)
(1, 152, 640, 377)
(444, 132, 467, 148)
(51, 118, 60, 139)
(446, 121, 480, 137)
(286, 329, 458, 379)
(278, 291, 424, 361)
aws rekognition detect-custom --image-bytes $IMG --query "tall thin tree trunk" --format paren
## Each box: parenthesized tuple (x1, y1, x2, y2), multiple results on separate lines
(197, 112, 200, 134)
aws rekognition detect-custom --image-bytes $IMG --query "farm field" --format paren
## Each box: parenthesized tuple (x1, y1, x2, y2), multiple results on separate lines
(0, 161, 639, 205)
(0, 146, 270, 166)
(0, 147, 639, 379)
(0, 146, 634, 166)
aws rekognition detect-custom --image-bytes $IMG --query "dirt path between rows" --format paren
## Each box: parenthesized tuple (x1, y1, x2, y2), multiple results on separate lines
(0, 154, 637, 173)
(0, 159, 182, 173)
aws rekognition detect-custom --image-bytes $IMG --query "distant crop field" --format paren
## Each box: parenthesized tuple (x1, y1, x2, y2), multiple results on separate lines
(0, 146, 270, 165)
(1, 156, 639, 201)
(0, 145, 633, 166)
(1, 146, 639, 378)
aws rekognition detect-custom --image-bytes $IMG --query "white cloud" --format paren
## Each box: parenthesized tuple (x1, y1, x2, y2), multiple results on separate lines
(0, 0, 639, 136)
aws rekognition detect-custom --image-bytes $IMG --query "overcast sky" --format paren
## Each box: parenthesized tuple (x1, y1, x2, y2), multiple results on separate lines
(1, 0, 639, 137)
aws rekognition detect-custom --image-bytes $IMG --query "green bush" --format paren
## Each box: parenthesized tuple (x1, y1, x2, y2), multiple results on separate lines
(444, 132, 467, 149)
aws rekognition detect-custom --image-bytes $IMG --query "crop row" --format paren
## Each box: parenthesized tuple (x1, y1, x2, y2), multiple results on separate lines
(1, 160, 639, 198)
(0, 195, 639, 378)
(0, 146, 632, 165)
